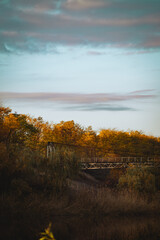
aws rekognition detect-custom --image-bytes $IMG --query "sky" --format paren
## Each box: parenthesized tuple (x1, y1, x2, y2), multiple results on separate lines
(0, 0, 160, 136)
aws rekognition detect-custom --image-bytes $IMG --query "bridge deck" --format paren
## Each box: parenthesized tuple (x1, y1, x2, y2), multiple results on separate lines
(80, 161, 160, 169)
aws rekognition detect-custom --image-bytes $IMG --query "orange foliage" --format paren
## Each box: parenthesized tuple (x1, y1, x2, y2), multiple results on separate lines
(0, 105, 160, 158)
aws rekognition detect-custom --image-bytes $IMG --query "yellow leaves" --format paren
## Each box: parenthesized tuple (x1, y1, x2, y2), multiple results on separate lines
(4, 114, 19, 129)
(53, 120, 83, 144)
(0, 113, 20, 143)
(0, 106, 11, 120)
(79, 131, 96, 147)
(1, 105, 160, 158)
(39, 223, 56, 240)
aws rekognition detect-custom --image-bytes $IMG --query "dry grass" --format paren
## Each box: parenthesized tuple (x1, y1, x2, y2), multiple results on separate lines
(64, 181, 160, 216)
(1, 180, 160, 240)
(51, 215, 160, 240)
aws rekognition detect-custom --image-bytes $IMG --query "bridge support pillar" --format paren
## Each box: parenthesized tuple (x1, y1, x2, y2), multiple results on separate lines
(47, 142, 55, 161)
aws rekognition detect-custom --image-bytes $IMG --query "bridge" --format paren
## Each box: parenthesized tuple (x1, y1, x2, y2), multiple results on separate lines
(46, 142, 160, 169)
(80, 157, 160, 169)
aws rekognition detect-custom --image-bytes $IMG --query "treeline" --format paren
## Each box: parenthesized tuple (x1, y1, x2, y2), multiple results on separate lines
(1, 106, 160, 240)
(0, 106, 160, 159)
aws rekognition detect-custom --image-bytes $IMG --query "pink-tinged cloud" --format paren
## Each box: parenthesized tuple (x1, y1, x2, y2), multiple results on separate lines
(2, 31, 18, 37)
(23, 13, 160, 28)
(64, 0, 109, 10)
(130, 89, 155, 94)
(61, 14, 160, 27)
(143, 36, 160, 48)
(0, 90, 156, 105)
(87, 51, 105, 55)
(1, 0, 160, 52)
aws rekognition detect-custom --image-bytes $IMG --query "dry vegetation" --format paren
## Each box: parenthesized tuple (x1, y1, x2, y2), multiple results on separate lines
(0, 106, 160, 239)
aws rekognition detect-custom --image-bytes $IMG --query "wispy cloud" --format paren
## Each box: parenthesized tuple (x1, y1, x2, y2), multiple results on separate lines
(65, 103, 135, 112)
(130, 89, 155, 94)
(87, 51, 105, 56)
(0, 90, 155, 102)
(64, 0, 109, 10)
(0, 0, 160, 53)
(0, 90, 156, 111)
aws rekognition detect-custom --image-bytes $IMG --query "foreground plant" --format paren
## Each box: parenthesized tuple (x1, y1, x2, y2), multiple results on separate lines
(39, 223, 56, 240)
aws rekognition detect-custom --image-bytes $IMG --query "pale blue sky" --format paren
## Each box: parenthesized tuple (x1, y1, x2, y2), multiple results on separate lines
(0, 0, 160, 136)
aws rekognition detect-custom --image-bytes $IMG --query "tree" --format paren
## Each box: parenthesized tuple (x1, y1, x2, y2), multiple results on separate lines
(52, 120, 84, 144)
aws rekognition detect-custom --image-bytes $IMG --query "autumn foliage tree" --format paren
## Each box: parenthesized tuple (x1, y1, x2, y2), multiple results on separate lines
(52, 120, 84, 144)
(0, 105, 160, 162)
(0, 105, 160, 196)
(97, 129, 160, 157)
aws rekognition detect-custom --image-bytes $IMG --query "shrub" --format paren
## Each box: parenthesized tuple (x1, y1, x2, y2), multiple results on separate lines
(46, 149, 80, 193)
(118, 164, 156, 194)
(0, 149, 22, 194)
(105, 168, 126, 188)
(11, 179, 32, 198)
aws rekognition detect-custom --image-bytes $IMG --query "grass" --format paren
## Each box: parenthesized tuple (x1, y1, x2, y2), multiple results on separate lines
(50, 215, 160, 240)
(63, 181, 160, 216)
(1, 184, 160, 240)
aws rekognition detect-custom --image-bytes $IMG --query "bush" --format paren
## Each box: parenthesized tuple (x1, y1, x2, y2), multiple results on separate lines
(118, 164, 156, 194)
(0, 153, 22, 194)
(105, 168, 126, 188)
(11, 179, 32, 198)
(46, 149, 80, 193)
